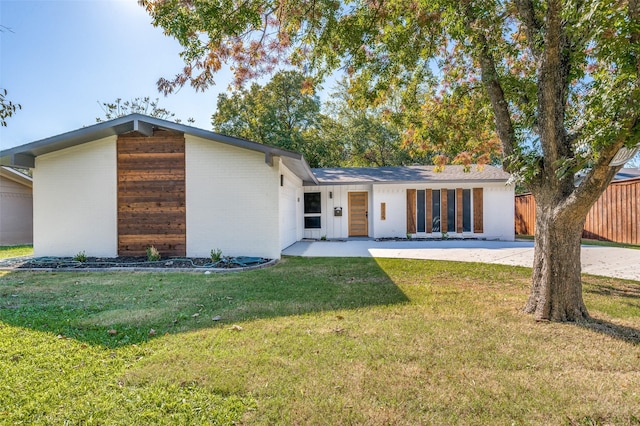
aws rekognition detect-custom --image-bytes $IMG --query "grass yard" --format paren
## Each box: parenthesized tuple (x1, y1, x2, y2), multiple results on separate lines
(0, 244, 33, 259)
(1, 257, 639, 425)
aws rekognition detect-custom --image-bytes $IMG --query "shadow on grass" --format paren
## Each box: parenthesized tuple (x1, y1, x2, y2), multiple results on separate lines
(578, 318, 640, 344)
(585, 282, 640, 300)
(0, 257, 409, 348)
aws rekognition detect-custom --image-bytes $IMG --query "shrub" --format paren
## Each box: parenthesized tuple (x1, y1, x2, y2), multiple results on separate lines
(73, 251, 88, 262)
(146, 246, 161, 261)
(210, 248, 222, 262)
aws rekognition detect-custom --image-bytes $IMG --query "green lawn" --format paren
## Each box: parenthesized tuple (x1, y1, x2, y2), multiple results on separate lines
(1, 257, 639, 425)
(0, 244, 33, 259)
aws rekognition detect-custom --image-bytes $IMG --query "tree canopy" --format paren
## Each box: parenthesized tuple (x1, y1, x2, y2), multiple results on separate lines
(212, 70, 344, 167)
(141, 0, 640, 322)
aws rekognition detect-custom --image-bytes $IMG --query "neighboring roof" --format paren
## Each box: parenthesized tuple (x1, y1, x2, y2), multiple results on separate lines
(0, 113, 318, 184)
(0, 166, 32, 188)
(613, 168, 640, 182)
(311, 165, 510, 185)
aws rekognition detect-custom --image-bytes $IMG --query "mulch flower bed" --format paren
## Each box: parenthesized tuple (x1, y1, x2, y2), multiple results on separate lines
(12, 256, 272, 270)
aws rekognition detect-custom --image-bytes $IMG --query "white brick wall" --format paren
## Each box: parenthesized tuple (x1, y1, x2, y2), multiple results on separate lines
(185, 135, 282, 259)
(33, 136, 118, 257)
(279, 160, 303, 249)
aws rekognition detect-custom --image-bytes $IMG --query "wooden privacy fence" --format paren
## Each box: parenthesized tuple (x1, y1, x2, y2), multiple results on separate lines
(514, 177, 640, 244)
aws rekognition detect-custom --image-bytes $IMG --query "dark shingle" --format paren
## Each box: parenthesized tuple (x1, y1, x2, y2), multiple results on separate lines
(311, 165, 510, 185)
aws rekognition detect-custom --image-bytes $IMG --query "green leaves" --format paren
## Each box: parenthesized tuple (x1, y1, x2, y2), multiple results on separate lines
(142, 0, 640, 178)
(0, 88, 21, 127)
(211, 70, 345, 167)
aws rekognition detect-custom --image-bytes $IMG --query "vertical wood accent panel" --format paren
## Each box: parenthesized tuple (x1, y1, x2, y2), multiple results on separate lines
(473, 188, 484, 233)
(380, 202, 386, 221)
(426, 189, 433, 233)
(406, 189, 416, 234)
(456, 188, 463, 234)
(515, 178, 640, 244)
(440, 188, 448, 232)
(117, 129, 186, 256)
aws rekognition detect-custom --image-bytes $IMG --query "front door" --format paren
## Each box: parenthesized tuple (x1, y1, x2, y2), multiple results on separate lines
(348, 192, 369, 237)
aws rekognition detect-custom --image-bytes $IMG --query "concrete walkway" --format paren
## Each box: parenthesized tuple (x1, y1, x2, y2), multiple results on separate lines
(283, 239, 640, 281)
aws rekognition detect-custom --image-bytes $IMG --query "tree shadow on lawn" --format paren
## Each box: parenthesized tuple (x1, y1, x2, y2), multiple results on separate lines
(578, 319, 640, 344)
(578, 276, 640, 344)
(0, 257, 410, 348)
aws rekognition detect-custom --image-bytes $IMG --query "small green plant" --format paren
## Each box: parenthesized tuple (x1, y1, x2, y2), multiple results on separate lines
(442, 231, 449, 240)
(406, 233, 412, 240)
(320, 235, 327, 241)
(210, 248, 222, 262)
(73, 251, 88, 262)
(146, 246, 161, 261)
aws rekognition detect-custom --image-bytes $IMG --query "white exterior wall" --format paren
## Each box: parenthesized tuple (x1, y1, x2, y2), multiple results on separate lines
(0, 176, 33, 245)
(302, 184, 372, 239)
(185, 136, 281, 259)
(371, 185, 408, 238)
(279, 161, 303, 250)
(303, 181, 515, 241)
(372, 182, 515, 240)
(33, 137, 117, 257)
(482, 183, 515, 240)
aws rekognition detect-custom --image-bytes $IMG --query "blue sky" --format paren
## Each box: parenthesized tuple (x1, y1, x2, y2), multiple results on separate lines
(1, 0, 235, 150)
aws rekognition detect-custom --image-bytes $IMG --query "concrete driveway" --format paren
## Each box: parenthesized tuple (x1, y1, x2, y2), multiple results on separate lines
(283, 239, 640, 281)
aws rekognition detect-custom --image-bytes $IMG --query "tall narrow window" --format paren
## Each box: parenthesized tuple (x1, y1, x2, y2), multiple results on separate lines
(417, 190, 426, 233)
(432, 190, 441, 232)
(463, 189, 471, 232)
(447, 189, 456, 232)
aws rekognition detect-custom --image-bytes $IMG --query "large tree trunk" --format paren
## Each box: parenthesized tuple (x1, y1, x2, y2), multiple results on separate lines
(524, 197, 589, 321)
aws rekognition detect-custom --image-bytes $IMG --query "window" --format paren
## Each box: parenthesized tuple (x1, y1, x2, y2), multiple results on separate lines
(304, 192, 321, 229)
(447, 189, 456, 232)
(432, 190, 441, 232)
(304, 216, 321, 229)
(417, 190, 426, 233)
(463, 189, 471, 232)
(304, 193, 321, 214)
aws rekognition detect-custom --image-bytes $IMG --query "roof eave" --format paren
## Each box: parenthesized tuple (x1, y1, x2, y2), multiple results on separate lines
(0, 166, 33, 187)
(0, 115, 145, 167)
(0, 114, 317, 181)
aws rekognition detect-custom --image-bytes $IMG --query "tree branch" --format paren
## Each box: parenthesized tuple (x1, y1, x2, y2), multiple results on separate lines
(474, 35, 518, 163)
(535, 0, 574, 194)
(514, 0, 542, 58)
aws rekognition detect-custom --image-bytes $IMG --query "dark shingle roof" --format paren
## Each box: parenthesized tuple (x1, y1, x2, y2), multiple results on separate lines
(311, 165, 510, 185)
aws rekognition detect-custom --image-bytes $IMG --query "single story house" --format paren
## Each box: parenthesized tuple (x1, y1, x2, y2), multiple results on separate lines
(0, 114, 514, 259)
(0, 166, 33, 246)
